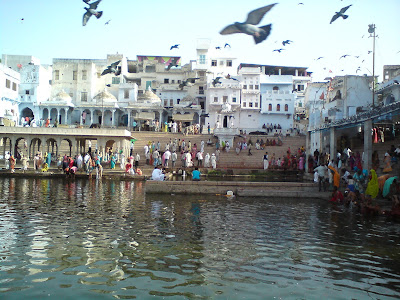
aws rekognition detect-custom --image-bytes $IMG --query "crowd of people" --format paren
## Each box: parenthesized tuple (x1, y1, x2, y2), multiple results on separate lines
(311, 146, 400, 218)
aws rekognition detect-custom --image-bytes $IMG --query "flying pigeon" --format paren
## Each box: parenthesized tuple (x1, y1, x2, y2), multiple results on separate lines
(273, 49, 285, 53)
(224, 43, 231, 48)
(340, 54, 350, 59)
(219, 3, 277, 44)
(282, 40, 293, 46)
(101, 60, 121, 76)
(330, 5, 352, 24)
(394, 80, 399, 84)
(298, 3, 304, 5)
(179, 78, 200, 90)
(368, 50, 372, 54)
(212, 77, 222, 87)
(216, 46, 221, 50)
(82, 0, 103, 26)
(166, 58, 179, 71)
(356, 67, 361, 73)
(170, 44, 180, 50)
(316, 57, 324, 60)
(104, 19, 111, 25)
(226, 74, 239, 81)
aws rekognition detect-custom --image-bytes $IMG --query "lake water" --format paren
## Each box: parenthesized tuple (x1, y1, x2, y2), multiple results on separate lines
(0, 177, 399, 299)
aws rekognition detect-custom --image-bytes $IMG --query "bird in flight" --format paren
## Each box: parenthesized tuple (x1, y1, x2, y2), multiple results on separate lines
(101, 60, 121, 76)
(316, 57, 324, 60)
(216, 46, 221, 50)
(225, 74, 239, 81)
(340, 54, 350, 59)
(82, 0, 103, 26)
(179, 78, 200, 90)
(273, 49, 285, 53)
(282, 40, 293, 46)
(330, 5, 352, 24)
(212, 77, 223, 87)
(356, 67, 361, 73)
(170, 44, 180, 50)
(224, 43, 231, 48)
(220, 3, 277, 44)
(104, 19, 111, 25)
(298, 3, 304, 5)
(368, 50, 372, 54)
(166, 58, 179, 71)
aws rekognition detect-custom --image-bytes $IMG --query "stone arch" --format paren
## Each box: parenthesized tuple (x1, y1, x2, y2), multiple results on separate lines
(21, 107, 34, 119)
(50, 108, 58, 123)
(59, 138, 73, 157)
(15, 137, 29, 160)
(45, 138, 58, 157)
(42, 108, 50, 121)
(29, 138, 43, 158)
(1, 136, 12, 157)
(104, 109, 113, 126)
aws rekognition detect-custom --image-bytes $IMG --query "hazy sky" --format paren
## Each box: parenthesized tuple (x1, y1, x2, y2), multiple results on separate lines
(1, 0, 399, 81)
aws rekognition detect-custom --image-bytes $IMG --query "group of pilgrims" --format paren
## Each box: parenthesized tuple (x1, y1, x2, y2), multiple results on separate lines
(311, 146, 400, 218)
(143, 138, 219, 169)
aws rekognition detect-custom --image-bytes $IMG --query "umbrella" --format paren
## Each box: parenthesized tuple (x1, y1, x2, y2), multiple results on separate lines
(383, 176, 398, 197)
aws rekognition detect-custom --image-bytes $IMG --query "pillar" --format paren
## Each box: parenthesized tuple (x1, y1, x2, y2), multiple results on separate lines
(127, 109, 131, 129)
(90, 109, 94, 125)
(329, 127, 336, 163)
(305, 130, 310, 171)
(64, 109, 68, 125)
(364, 119, 372, 170)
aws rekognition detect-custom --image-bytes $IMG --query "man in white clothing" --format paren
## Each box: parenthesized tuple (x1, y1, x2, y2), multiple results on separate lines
(211, 153, 217, 169)
(151, 165, 164, 181)
(164, 150, 171, 167)
(4, 152, 10, 169)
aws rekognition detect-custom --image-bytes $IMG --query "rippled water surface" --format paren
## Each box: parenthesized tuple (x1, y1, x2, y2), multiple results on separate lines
(0, 177, 399, 299)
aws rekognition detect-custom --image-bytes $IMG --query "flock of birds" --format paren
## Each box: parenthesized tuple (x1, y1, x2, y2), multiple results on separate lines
(78, 1, 385, 81)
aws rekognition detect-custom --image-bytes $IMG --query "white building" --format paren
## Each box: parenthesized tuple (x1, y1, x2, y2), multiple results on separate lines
(0, 63, 20, 126)
(260, 75, 295, 132)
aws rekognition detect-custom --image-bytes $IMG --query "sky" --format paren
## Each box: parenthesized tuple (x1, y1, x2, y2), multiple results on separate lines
(1, 0, 399, 82)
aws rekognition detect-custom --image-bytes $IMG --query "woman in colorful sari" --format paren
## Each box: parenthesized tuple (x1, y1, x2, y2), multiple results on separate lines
(365, 169, 379, 199)
(110, 154, 116, 169)
(353, 169, 365, 193)
(383, 152, 393, 173)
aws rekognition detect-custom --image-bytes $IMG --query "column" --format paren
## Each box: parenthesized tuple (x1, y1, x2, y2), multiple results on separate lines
(364, 119, 372, 170)
(80, 110, 83, 126)
(112, 110, 116, 127)
(127, 109, 131, 129)
(56, 108, 60, 125)
(305, 130, 310, 172)
(64, 109, 68, 125)
(329, 127, 336, 163)
(90, 109, 94, 125)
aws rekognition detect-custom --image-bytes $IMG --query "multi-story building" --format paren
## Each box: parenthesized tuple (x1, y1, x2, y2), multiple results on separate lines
(0, 63, 20, 126)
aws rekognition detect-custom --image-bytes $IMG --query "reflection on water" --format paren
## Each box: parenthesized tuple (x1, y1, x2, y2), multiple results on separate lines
(0, 177, 399, 299)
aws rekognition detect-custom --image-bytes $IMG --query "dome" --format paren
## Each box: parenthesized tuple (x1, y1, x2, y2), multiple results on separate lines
(93, 89, 117, 103)
(51, 90, 73, 105)
(138, 87, 161, 103)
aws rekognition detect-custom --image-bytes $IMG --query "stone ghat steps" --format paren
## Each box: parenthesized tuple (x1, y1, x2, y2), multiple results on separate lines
(130, 133, 306, 169)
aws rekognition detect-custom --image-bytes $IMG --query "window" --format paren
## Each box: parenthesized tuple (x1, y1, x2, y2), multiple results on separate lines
(255, 102, 258, 108)
(199, 86, 204, 94)
(232, 97, 237, 103)
(171, 80, 175, 84)
(164, 100, 168, 107)
(249, 85, 253, 89)
(170, 99, 173, 106)
(273, 86, 279, 91)
(73, 71, 77, 80)
(249, 102, 253, 107)
(298, 102, 303, 108)
(199, 55, 206, 64)
(177, 98, 180, 104)
(285, 104, 288, 111)
(12, 82, 17, 91)
(54, 70, 59, 80)
(277, 104, 280, 111)
(214, 97, 218, 103)
(243, 84, 247, 89)
(269, 104, 272, 111)
(177, 80, 181, 84)
(223, 96, 228, 103)
(5, 79, 10, 88)
(82, 70, 87, 80)
(297, 84, 304, 91)
(81, 92, 88, 102)
(164, 78, 169, 83)
(211, 60, 217, 66)
(227, 60, 232, 67)
(124, 90, 129, 99)
(243, 102, 247, 107)
(255, 85, 259, 90)
(112, 77, 120, 84)
(219, 60, 224, 66)
(25, 90, 30, 95)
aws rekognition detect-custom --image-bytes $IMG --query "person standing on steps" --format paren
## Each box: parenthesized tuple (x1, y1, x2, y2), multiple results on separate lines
(263, 152, 269, 170)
